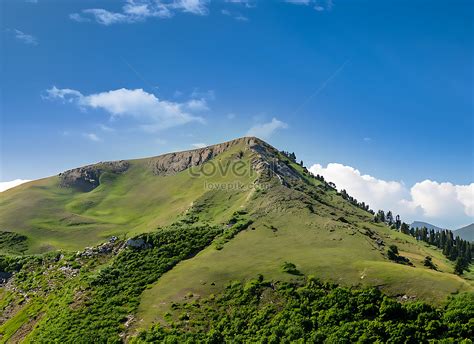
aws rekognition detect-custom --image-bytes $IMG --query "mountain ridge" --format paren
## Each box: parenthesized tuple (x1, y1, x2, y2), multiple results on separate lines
(454, 223, 474, 242)
(410, 221, 447, 232)
(410, 221, 474, 242)
(0, 136, 472, 342)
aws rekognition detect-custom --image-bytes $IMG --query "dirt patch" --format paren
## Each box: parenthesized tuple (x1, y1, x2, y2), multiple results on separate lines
(8, 312, 44, 344)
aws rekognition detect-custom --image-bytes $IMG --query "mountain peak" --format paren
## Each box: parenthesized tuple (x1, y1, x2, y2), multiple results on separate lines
(58, 137, 279, 191)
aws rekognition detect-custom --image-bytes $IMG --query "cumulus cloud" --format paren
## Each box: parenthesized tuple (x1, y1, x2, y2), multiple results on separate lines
(246, 118, 288, 139)
(309, 163, 473, 229)
(310, 163, 408, 212)
(71, 0, 209, 25)
(10, 29, 38, 45)
(45, 87, 205, 131)
(0, 179, 31, 192)
(408, 181, 474, 219)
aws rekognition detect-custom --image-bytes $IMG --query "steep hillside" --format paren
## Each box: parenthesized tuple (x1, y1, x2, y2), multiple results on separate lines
(0, 138, 261, 254)
(0, 137, 472, 342)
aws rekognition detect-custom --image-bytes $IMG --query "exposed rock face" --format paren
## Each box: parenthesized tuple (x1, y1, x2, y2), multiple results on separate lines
(147, 137, 263, 176)
(59, 160, 129, 192)
(249, 140, 300, 185)
(58, 137, 301, 192)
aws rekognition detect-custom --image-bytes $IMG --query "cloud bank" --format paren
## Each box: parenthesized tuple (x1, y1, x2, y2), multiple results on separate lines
(70, 0, 210, 25)
(0, 179, 31, 192)
(45, 86, 205, 132)
(309, 163, 473, 229)
(70, 0, 330, 25)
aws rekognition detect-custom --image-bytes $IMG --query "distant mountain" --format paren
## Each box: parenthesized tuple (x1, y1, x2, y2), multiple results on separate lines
(410, 221, 474, 242)
(454, 223, 474, 242)
(410, 221, 447, 232)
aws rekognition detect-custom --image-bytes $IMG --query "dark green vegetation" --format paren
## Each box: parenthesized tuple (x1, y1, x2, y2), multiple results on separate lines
(134, 277, 474, 343)
(0, 137, 473, 342)
(1, 221, 221, 343)
(375, 211, 473, 274)
(387, 245, 412, 265)
(0, 232, 27, 255)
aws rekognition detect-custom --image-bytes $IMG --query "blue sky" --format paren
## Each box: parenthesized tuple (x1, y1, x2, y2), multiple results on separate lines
(1, 0, 473, 228)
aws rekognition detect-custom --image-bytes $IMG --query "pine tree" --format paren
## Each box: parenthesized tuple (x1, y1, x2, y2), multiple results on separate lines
(386, 211, 394, 226)
(454, 257, 465, 275)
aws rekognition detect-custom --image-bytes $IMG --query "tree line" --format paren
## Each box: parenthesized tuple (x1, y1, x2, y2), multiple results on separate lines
(281, 150, 472, 275)
(374, 210, 472, 275)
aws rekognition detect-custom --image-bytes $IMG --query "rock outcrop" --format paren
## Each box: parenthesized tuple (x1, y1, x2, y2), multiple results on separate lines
(58, 137, 301, 192)
(146, 137, 263, 176)
(59, 160, 129, 192)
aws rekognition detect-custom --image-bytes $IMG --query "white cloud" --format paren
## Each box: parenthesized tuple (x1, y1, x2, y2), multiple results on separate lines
(11, 29, 38, 45)
(83, 133, 101, 142)
(224, 0, 256, 6)
(43, 86, 83, 102)
(83, 9, 130, 25)
(69, 13, 91, 22)
(191, 143, 207, 148)
(45, 87, 205, 131)
(309, 163, 474, 229)
(177, 0, 209, 15)
(185, 98, 209, 112)
(73, 0, 209, 25)
(285, 0, 333, 11)
(285, 0, 310, 5)
(408, 181, 474, 219)
(246, 118, 288, 139)
(235, 15, 248, 21)
(221, 8, 248, 21)
(0, 179, 31, 192)
(310, 163, 408, 211)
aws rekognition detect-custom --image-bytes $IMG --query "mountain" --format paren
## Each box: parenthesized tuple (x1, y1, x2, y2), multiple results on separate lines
(454, 223, 474, 242)
(0, 137, 472, 342)
(410, 221, 474, 242)
(410, 221, 447, 232)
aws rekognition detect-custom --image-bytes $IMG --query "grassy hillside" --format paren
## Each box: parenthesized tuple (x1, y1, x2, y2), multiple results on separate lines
(0, 140, 257, 254)
(0, 137, 472, 342)
(133, 184, 471, 333)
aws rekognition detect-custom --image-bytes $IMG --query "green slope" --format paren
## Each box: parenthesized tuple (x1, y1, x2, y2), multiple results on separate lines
(0, 138, 258, 254)
(0, 137, 472, 342)
(134, 185, 471, 333)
